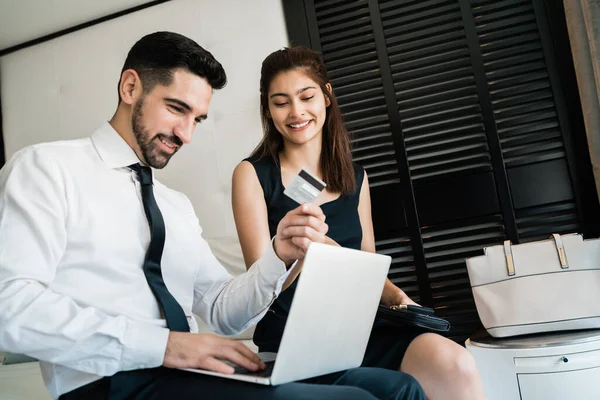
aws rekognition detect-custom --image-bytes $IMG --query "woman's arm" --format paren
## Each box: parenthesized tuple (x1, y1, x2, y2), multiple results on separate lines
(232, 161, 272, 269)
(232, 161, 333, 290)
(357, 170, 418, 306)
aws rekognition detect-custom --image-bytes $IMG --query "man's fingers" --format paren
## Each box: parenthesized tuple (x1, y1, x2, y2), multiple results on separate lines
(163, 333, 265, 372)
(232, 342, 266, 368)
(291, 236, 312, 251)
(274, 203, 327, 264)
(214, 346, 262, 372)
(280, 215, 328, 239)
(284, 215, 327, 233)
(210, 339, 264, 371)
(283, 226, 325, 242)
(286, 203, 325, 221)
(199, 357, 235, 374)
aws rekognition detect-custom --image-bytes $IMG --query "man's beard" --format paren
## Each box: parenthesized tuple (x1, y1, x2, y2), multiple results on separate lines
(131, 98, 182, 169)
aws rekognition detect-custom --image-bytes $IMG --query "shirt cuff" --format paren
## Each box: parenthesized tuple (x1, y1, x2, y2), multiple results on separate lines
(234, 242, 300, 332)
(121, 321, 170, 371)
(256, 238, 294, 294)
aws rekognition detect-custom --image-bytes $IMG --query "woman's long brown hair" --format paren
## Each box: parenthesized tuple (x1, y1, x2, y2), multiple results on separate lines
(250, 46, 356, 195)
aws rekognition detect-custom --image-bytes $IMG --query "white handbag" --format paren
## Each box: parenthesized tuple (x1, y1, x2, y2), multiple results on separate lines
(465, 233, 600, 338)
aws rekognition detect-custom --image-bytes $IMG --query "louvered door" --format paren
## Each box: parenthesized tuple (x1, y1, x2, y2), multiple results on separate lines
(316, 0, 427, 302)
(283, 0, 598, 343)
(471, 0, 581, 242)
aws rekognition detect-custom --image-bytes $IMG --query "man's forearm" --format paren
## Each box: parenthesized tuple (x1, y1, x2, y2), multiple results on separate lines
(196, 240, 290, 335)
(0, 279, 169, 376)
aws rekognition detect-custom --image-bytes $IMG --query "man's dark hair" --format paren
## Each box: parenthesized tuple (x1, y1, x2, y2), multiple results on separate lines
(118, 31, 227, 101)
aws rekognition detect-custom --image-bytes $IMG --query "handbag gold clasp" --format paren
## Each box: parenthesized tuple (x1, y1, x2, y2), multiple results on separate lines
(551, 234, 569, 269)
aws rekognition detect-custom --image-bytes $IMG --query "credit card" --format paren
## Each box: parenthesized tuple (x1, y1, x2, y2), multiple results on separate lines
(283, 169, 327, 205)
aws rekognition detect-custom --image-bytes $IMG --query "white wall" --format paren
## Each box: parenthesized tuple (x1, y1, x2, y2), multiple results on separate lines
(0, 0, 156, 50)
(0, 0, 289, 276)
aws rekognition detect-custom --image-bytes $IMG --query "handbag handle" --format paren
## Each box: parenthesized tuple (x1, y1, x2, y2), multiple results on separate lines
(551, 233, 569, 269)
(503, 233, 568, 276)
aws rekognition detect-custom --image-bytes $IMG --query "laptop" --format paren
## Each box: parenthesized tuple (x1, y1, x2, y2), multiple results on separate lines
(182, 242, 391, 385)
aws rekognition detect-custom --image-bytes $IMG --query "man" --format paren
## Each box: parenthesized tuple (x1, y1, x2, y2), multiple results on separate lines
(0, 32, 425, 400)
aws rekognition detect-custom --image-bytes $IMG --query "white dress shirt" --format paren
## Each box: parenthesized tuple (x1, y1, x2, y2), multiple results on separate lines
(0, 122, 291, 399)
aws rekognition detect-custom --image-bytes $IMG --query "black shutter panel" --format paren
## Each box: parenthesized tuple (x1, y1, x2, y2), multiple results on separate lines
(420, 216, 506, 340)
(315, 0, 423, 300)
(284, 0, 598, 344)
(377, 0, 507, 340)
(316, 0, 401, 188)
(471, 0, 582, 242)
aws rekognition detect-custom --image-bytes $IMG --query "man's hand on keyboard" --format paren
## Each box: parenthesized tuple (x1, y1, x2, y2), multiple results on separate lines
(163, 332, 267, 374)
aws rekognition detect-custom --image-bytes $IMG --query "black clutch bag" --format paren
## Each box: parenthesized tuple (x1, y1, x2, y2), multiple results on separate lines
(376, 304, 451, 332)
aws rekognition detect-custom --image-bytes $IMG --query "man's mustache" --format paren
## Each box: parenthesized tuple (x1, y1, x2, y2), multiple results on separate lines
(154, 133, 183, 148)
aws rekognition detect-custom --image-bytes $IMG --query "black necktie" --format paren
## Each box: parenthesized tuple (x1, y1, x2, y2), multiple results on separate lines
(129, 163, 189, 332)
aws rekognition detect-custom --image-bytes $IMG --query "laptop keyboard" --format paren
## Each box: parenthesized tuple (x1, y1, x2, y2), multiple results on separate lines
(233, 360, 275, 377)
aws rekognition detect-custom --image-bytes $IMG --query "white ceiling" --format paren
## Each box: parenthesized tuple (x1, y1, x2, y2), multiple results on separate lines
(0, 0, 158, 51)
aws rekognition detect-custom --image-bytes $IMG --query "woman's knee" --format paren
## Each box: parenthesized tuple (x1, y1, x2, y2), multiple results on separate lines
(403, 334, 480, 383)
(448, 346, 481, 387)
(428, 338, 481, 388)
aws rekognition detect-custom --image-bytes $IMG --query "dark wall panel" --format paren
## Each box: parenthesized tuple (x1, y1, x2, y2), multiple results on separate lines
(508, 159, 574, 209)
(282, 0, 312, 47)
(285, 0, 599, 344)
(370, 185, 407, 234)
(414, 171, 500, 226)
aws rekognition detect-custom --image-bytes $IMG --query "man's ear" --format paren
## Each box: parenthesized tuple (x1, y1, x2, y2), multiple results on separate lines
(325, 83, 333, 107)
(119, 69, 143, 105)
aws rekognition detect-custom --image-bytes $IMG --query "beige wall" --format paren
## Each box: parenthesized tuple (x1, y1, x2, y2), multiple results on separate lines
(0, 0, 289, 275)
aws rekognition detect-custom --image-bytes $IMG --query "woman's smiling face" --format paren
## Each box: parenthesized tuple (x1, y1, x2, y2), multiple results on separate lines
(267, 69, 331, 147)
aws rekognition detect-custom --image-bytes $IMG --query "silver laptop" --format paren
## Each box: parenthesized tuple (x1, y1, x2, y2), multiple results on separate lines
(183, 242, 391, 385)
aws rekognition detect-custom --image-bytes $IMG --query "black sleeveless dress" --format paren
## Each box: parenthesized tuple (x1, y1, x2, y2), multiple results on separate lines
(246, 156, 422, 370)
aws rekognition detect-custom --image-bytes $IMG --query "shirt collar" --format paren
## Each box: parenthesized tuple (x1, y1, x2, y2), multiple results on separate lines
(91, 121, 143, 170)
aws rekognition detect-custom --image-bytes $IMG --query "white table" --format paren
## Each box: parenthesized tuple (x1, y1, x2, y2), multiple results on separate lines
(466, 330, 600, 400)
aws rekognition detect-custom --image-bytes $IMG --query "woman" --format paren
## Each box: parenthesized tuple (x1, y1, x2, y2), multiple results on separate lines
(232, 46, 486, 400)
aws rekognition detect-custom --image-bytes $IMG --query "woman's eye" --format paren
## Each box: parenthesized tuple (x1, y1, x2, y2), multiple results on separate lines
(302, 96, 314, 101)
(274, 102, 288, 107)
(170, 105, 183, 113)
